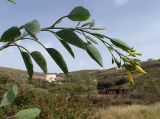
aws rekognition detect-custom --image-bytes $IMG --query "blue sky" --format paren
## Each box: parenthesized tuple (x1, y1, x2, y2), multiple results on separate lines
(0, 0, 160, 73)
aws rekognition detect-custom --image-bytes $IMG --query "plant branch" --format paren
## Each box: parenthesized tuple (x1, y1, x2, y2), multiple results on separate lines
(21, 38, 46, 49)
(10, 43, 31, 54)
(51, 16, 67, 28)
(0, 25, 110, 53)
(0, 33, 27, 52)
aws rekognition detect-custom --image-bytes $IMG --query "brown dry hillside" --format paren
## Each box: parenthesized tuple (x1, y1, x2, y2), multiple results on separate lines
(57, 59, 160, 105)
(59, 59, 160, 90)
(0, 59, 160, 89)
(0, 59, 160, 107)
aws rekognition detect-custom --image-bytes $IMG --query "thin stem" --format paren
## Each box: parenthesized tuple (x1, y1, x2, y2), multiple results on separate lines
(42, 26, 112, 40)
(81, 31, 88, 42)
(21, 38, 46, 49)
(103, 42, 116, 60)
(10, 44, 31, 54)
(42, 27, 75, 31)
(75, 22, 81, 28)
(51, 16, 67, 28)
(0, 32, 27, 52)
(42, 29, 61, 40)
(0, 25, 111, 53)
(0, 24, 110, 52)
(42, 26, 113, 44)
(0, 42, 12, 51)
(43, 29, 56, 34)
(46, 29, 62, 41)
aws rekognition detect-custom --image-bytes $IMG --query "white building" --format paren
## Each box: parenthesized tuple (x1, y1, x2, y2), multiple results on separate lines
(45, 74, 57, 83)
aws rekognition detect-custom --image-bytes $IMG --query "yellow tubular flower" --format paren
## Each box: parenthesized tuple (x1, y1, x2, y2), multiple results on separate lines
(132, 51, 142, 56)
(135, 65, 147, 75)
(126, 70, 134, 85)
(127, 50, 136, 56)
(127, 50, 141, 56)
(121, 55, 130, 63)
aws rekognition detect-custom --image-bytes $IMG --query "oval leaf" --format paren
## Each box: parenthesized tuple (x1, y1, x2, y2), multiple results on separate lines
(86, 36, 98, 45)
(86, 42, 103, 67)
(56, 29, 86, 49)
(46, 48, 68, 75)
(24, 20, 41, 40)
(59, 40, 75, 58)
(68, 6, 90, 21)
(31, 51, 47, 73)
(110, 39, 131, 51)
(90, 28, 106, 30)
(7, 0, 16, 4)
(21, 51, 33, 79)
(47, 30, 75, 58)
(14, 108, 41, 119)
(0, 26, 21, 42)
(93, 33, 105, 39)
(82, 20, 95, 27)
(0, 84, 18, 107)
(82, 22, 92, 27)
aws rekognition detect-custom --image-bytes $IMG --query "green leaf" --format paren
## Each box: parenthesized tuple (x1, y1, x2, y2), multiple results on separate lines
(82, 22, 92, 27)
(81, 20, 95, 27)
(86, 36, 98, 44)
(0, 26, 21, 42)
(86, 42, 103, 67)
(59, 40, 75, 58)
(46, 48, 68, 75)
(52, 19, 63, 27)
(89, 19, 95, 27)
(24, 20, 41, 40)
(112, 58, 115, 64)
(115, 59, 121, 68)
(7, 0, 16, 4)
(56, 29, 86, 49)
(110, 39, 131, 51)
(90, 28, 106, 30)
(21, 51, 33, 79)
(93, 33, 105, 39)
(68, 6, 90, 21)
(14, 108, 41, 119)
(47, 30, 75, 58)
(31, 51, 47, 73)
(0, 85, 18, 107)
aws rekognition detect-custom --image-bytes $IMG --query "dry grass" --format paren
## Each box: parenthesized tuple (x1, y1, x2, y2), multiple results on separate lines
(95, 103, 160, 119)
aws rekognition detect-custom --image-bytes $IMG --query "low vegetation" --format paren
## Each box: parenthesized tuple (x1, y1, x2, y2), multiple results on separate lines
(96, 103, 160, 119)
(0, 59, 160, 118)
(0, 82, 95, 119)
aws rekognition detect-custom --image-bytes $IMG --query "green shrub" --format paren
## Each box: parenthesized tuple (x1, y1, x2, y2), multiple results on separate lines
(0, 85, 95, 119)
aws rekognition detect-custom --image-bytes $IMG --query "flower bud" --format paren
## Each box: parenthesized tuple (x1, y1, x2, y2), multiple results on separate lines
(135, 65, 147, 75)
(126, 70, 134, 85)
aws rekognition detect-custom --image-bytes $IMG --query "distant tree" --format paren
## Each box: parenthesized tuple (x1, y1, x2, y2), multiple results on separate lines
(115, 78, 128, 86)
(97, 81, 113, 89)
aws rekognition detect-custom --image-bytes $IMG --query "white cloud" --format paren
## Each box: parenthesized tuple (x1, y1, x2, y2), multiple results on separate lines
(114, 0, 129, 6)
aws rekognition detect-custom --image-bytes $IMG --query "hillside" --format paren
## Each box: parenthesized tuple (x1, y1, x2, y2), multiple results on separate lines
(0, 59, 160, 91)
(0, 59, 160, 118)
(59, 59, 160, 105)
(0, 59, 160, 98)
(60, 59, 160, 90)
